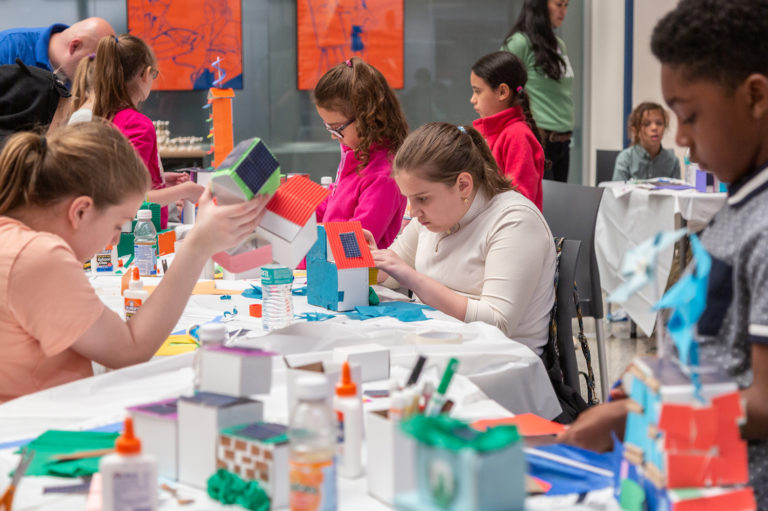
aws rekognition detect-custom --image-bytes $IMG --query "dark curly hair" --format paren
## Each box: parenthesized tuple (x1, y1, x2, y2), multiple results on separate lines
(314, 57, 408, 170)
(651, 0, 768, 89)
(503, 0, 566, 81)
(627, 102, 668, 145)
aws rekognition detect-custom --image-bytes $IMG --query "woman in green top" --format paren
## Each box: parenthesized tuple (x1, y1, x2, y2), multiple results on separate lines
(502, 0, 574, 182)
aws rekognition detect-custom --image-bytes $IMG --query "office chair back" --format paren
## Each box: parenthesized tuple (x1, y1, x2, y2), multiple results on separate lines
(596, 149, 621, 185)
(554, 239, 582, 392)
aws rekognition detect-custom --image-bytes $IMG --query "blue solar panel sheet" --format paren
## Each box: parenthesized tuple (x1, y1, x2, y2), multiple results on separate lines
(339, 232, 361, 258)
(236, 143, 279, 193)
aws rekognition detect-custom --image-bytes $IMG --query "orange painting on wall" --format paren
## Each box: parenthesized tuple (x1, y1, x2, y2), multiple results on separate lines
(297, 0, 404, 90)
(127, 0, 243, 91)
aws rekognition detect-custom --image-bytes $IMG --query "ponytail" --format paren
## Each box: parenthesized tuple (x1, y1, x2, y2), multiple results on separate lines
(314, 57, 408, 169)
(517, 88, 543, 147)
(0, 120, 149, 215)
(70, 53, 95, 111)
(92, 34, 156, 119)
(394, 122, 512, 198)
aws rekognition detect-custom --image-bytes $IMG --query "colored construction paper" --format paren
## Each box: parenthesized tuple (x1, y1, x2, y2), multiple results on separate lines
(296, 312, 336, 322)
(145, 280, 242, 296)
(525, 444, 615, 495)
(471, 414, 566, 436)
(619, 478, 646, 511)
(348, 301, 434, 322)
(155, 334, 198, 356)
(654, 234, 711, 367)
(19, 431, 119, 478)
(608, 229, 687, 303)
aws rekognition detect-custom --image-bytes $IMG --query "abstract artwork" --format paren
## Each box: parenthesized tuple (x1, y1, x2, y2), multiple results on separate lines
(297, 0, 404, 90)
(127, 0, 243, 91)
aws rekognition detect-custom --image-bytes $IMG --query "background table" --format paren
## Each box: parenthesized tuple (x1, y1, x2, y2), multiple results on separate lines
(594, 182, 726, 335)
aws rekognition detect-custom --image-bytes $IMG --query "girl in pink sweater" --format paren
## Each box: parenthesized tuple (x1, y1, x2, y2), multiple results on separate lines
(91, 34, 203, 229)
(313, 57, 408, 248)
(471, 51, 545, 211)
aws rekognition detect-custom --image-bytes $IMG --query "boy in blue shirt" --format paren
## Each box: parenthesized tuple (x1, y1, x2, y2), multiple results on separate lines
(560, 0, 768, 505)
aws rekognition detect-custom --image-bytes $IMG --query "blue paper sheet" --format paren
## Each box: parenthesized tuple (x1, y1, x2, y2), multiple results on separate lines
(347, 302, 433, 322)
(526, 444, 615, 495)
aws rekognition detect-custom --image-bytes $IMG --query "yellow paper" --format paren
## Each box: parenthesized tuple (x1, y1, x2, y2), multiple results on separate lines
(144, 280, 243, 296)
(155, 334, 198, 356)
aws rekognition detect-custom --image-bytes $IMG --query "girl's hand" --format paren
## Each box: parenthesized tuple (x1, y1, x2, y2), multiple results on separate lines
(372, 249, 413, 285)
(556, 399, 631, 453)
(164, 171, 190, 186)
(186, 186, 270, 257)
(362, 229, 378, 251)
(179, 181, 205, 202)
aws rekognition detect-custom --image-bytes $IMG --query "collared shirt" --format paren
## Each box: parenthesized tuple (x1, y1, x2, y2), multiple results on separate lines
(0, 24, 67, 73)
(612, 144, 681, 181)
(697, 161, 768, 506)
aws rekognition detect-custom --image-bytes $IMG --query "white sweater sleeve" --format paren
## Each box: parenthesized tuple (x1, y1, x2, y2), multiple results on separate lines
(464, 206, 552, 335)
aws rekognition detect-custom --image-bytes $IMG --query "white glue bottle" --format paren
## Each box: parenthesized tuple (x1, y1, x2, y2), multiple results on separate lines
(124, 267, 149, 320)
(100, 417, 158, 511)
(334, 361, 363, 478)
(91, 244, 118, 273)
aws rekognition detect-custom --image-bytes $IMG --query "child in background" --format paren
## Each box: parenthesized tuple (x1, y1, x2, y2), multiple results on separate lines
(91, 34, 200, 229)
(612, 101, 681, 181)
(471, 51, 545, 211)
(68, 53, 95, 124)
(0, 120, 268, 403)
(560, 0, 768, 505)
(368, 123, 555, 354)
(313, 57, 408, 249)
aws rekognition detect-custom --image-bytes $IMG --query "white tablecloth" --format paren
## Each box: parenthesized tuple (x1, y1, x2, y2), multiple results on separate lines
(595, 182, 726, 334)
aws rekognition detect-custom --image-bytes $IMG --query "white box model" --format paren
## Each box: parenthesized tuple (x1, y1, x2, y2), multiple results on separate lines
(218, 422, 289, 509)
(332, 343, 390, 382)
(284, 356, 362, 412)
(177, 392, 263, 488)
(366, 410, 416, 505)
(127, 398, 178, 480)
(198, 346, 274, 397)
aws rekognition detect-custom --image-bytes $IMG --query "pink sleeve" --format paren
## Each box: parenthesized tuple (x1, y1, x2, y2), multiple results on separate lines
(114, 112, 163, 190)
(496, 130, 540, 207)
(349, 175, 404, 247)
(8, 236, 105, 357)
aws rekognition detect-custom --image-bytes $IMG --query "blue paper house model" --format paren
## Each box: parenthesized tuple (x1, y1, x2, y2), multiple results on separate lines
(307, 221, 374, 312)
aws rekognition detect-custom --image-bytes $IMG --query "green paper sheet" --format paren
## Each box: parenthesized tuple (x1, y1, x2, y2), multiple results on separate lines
(619, 478, 645, 511)
(17, 430, 118, 478)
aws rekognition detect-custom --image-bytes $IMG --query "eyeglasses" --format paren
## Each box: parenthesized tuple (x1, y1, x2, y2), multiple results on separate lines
(323, 118, 355, 139)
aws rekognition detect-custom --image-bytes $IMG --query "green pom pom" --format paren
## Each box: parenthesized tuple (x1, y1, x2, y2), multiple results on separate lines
(207, 468, 270, 511)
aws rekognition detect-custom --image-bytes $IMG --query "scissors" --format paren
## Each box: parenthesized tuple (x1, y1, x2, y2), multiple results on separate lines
(1, 448, 34, 511)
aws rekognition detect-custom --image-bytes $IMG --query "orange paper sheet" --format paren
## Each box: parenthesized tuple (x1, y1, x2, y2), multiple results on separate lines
(471, 413, 566, 436)
(144, 280, 242, 296)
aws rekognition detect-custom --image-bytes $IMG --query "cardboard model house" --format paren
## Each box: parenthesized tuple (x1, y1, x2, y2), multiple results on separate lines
(177, 392, 263, 488)
(218, 422, 289, 509)
(619, 356, 755, 510)
(211, 137, 281, 272)
(255, 176, 330, 269)
(197, 346, 275, 397)
(307, 221, 374, 312)
(127, 398, 179, 480)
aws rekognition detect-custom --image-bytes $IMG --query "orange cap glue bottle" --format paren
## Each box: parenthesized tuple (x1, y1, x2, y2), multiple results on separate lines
(334, 362, 363, 478)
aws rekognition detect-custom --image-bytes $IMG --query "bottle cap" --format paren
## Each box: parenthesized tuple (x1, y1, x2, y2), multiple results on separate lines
(115, 417, 141, 455)
(296, 375, 328, 401)
(128, 266, 143, 289)
(336, 361, 356, 397)
(137, 209, 152, 220)
(321, 176, 333, 186)
(198, 322, 227, 344)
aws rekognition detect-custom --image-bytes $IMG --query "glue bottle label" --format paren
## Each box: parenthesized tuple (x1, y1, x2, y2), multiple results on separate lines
(125, 297, 142, 319)
(289, 458, 337, 511)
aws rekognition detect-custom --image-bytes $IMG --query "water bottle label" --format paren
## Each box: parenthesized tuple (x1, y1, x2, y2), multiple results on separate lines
(134, 243, 157, 276)
(289, 458, 337, 510)
(261, 265, 293, 285)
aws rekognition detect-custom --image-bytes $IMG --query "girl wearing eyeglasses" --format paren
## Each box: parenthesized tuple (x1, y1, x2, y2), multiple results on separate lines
(313, 57, 409, 249)
(87, 34, 202, 229)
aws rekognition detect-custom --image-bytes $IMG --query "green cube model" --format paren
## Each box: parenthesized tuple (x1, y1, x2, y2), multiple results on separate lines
(210, 137, 281, 205)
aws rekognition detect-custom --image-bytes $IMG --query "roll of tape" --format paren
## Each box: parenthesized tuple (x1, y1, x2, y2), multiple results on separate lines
(406, 331, 463, 345)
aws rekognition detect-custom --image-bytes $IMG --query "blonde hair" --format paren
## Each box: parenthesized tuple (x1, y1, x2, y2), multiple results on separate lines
(0, 120, 149, 215)
(314, 57, 408, 169)
(70, 53, 95, 112)
(92, 34, 157, 119)
(394, 122, 512, 197)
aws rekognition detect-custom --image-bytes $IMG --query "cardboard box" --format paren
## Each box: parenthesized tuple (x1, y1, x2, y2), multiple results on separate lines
(177, 392, 263, 488)
(218, 422, 289, 509)
(198, 346, 274, 397)
(333, 343, 390, 383)
(366, 410, 416, 505)
(127, 398, 178, 480)
(284, 354, 361, 411)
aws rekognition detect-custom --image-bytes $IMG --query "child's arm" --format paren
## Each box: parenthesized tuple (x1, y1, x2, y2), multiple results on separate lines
(70, 188, 269, 368)
(145, 181, 204, 206)
(369, 220, 419, 287)
(497, 130, 541, 204)
(741, 343, 768, 439)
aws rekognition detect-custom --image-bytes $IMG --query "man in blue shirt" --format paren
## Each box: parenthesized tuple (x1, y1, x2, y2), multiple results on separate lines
(0, 17, 114, 83)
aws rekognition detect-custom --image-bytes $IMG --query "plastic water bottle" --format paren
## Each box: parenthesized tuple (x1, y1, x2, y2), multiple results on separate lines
(261, 264, 293, 331)
(289, 375, 338, 510)
(133, 210, 157, 276)
(192, 322, 227, 392)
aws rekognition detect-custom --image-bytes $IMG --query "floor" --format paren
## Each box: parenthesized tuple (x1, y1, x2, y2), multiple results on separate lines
(573, 302, 657, 402)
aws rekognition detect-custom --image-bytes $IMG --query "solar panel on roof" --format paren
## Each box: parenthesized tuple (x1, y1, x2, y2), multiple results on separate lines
(235, 142, 280, 192)
(339, 232, 361, 258)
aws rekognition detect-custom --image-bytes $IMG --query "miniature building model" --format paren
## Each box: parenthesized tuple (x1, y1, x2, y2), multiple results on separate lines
(218, 422, 290, 509)
(197, 346, 274, 397)
(208, 87, 235, 168)
(128, 398, 179, 480)
(255, 176, 330, 269)
(307, 221, 374, 311)
(619, 356, 755, 510)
